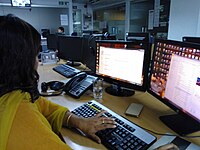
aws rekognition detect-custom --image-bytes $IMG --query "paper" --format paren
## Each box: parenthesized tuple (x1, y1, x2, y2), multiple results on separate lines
(148, 10, 154, 30)
(60, 14, 68, 26)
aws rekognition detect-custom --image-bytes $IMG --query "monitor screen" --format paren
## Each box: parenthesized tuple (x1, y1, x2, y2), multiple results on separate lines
(95, 40, 151, 96)
(148, 39, 200, 135)
(47, 34, 58, 51)
(58, 36, 82, 66)
(11, 0, 31, 7)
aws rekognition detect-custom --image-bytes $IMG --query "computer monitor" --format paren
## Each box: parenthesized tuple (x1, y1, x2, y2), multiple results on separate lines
(182, 36, 200, 44)
(95, 40, 151, 96)
(81, 35, 96, 73)
(126, 32, 151, 43)
(47, 34, 58, 51)
(148, 39, 200, 136)
(81, 34, 121, 73)
(101, 34, 117, 40)
(82, 30, 99, 35)
(11, 0, 31, 7)
(57, 35, 83, 66)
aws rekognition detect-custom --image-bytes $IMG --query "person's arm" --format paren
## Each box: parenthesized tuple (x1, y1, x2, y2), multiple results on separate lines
(36, 96, 116, 144)
(35, 97, 68, 134)
(62, 111, 116, 144)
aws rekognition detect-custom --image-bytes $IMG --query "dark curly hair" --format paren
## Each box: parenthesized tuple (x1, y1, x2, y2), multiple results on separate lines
(0, 14, 41, 102)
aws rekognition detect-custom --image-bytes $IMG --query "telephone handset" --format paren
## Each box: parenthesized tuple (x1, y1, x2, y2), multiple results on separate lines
(63, 72, 87, 92)
(63, 72, 98, 98)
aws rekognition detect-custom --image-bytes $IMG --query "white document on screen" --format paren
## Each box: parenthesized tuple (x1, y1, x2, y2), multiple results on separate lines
(165, 54, 200, 121)
(98, 47, 144, 85)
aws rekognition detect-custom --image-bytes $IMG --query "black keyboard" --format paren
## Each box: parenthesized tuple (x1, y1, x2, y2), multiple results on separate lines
(53, 64, 81, 78)
(72, 100, 157, 150)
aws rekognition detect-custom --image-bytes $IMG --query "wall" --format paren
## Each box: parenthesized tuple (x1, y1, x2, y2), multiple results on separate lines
(0, 6, 68, 35)
(168, 0, 200, 41)
(93, 4, 126, 39)
(129, 1, 153, 32)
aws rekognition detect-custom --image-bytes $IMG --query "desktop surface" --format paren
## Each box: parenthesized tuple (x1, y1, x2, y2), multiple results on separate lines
(37, 62, 200, 149)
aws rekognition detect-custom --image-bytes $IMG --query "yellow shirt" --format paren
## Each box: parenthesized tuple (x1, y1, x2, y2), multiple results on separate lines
(0, 90, 72, 150)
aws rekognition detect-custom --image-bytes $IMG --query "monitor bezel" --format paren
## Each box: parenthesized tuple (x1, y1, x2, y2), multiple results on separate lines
(182, 36, 200, 44)
(11, 0, 31, 7)
(125, 32, 151, 43)
(81, 34, 99, 73)
(95, 39, 151, 92)
(147, 38, 200, 124)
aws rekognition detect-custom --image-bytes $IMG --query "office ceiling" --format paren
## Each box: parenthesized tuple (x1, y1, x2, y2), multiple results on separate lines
(73, 0, 123, 4)
(0, 0, 124, 4)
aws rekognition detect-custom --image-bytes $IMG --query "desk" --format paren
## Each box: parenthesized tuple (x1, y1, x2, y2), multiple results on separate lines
(38, 63, 200, 149)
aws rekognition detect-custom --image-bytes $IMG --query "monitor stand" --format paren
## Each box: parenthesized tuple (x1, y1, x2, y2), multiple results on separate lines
(160, 114, 200, 136)
(105, 84, 135, 97)
(66, 61, 81, 67)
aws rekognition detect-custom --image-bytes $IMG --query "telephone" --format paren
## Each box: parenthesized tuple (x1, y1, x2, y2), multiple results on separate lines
(63, 72, 98, 98)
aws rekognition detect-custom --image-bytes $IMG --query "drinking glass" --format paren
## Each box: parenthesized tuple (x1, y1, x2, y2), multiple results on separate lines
(93, 78, 103, 102)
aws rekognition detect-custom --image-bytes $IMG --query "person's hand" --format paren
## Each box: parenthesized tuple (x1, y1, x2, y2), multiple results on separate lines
(156, 143, 179, 150)
(74, 111, 117, 144)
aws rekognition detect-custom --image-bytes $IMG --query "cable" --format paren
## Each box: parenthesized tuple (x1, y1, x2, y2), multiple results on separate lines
(139, 126, 200, 138)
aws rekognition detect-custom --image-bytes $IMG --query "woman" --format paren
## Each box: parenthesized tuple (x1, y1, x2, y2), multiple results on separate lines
(0, 14, 116, 150)
(0, 14, 178, 150)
